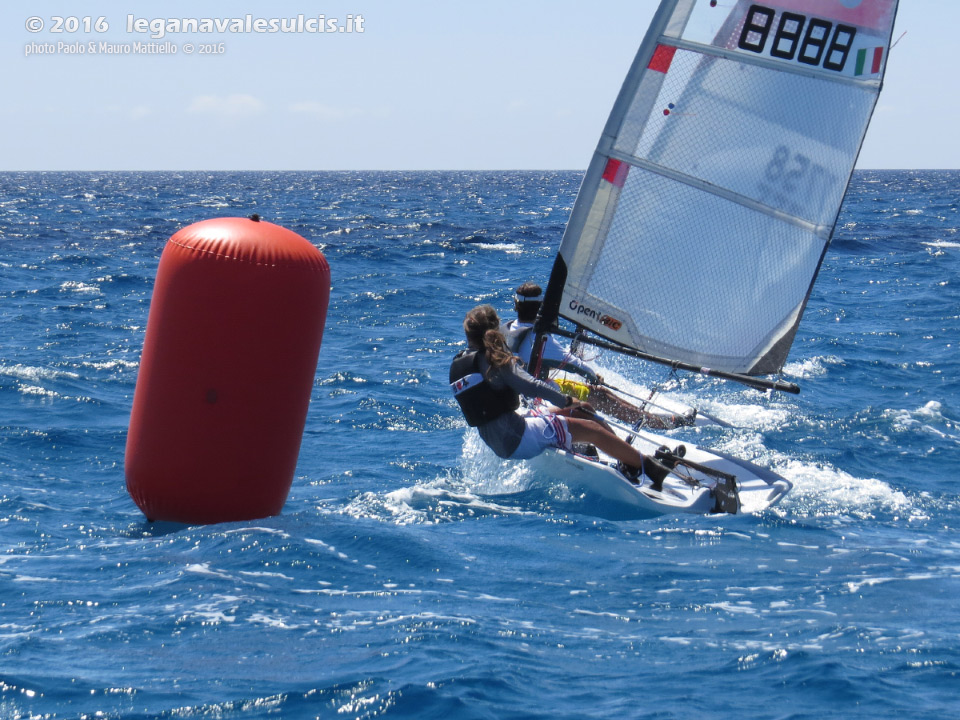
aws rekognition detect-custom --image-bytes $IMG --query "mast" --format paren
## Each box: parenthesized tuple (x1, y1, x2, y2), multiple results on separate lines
(533, 0, 681, 374)
(533, 0, 899, 391)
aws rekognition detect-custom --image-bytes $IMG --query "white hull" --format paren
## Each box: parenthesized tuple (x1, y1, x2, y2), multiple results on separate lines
(528, 429, 791, 517)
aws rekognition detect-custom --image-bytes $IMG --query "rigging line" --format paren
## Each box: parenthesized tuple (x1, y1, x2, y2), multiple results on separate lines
(548, 324, 801, 395)
(557, 326, 683, 418)
(601, 416, 736, 484)
(646, 365, 681, 411)
(595, 375, 731, 428)
(545, 344, 576, 381)
(639, 366, 673, 413)
(546, 327, 599, 385)
(890, 30, 907, 50)
(595, 379, 691, 418)
(568, 327, 600, 366)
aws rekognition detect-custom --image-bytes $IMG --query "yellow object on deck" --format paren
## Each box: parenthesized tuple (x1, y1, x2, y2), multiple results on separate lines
(555, 378, 590, 401)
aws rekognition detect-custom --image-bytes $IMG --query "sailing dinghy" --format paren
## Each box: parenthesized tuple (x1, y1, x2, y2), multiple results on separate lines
(527, 0, 900, 516)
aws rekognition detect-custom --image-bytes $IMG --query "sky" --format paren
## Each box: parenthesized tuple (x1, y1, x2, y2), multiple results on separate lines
(1, 0, 956, 171)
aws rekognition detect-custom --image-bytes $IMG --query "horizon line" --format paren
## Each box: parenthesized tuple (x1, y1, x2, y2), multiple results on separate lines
(3, 167, 958, 173)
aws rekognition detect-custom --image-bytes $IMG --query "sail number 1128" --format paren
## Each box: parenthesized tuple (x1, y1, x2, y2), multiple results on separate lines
(738, 4, 857, 72)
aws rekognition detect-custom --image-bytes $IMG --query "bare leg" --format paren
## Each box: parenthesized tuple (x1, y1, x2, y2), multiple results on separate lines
(588, 388, 653, 426)
(587, 387, 690, 430)
(564, 416, 645, 470)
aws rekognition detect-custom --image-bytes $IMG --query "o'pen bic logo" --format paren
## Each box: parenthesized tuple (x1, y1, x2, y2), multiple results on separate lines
(568, 300, 623, 331)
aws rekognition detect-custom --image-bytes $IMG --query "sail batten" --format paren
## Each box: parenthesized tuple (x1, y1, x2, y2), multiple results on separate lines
(666, 36, 884, 88)
(604, 150, 833, 237)
(543, 0, 898, 376)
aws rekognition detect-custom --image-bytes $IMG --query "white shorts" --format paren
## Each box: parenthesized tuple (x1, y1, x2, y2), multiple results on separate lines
(509, 410, 572, 460)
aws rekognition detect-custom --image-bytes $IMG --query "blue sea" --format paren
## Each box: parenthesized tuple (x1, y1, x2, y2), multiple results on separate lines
(1, 170, 958, 719)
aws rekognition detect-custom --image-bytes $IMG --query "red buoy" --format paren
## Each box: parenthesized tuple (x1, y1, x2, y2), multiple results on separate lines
(125, 216, 330, 524)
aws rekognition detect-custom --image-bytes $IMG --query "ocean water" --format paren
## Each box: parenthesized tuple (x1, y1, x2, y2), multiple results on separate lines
(0, 170, 958, 719)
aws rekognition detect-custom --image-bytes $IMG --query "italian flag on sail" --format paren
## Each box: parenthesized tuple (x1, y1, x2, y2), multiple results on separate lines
(855, 46, 885, 76)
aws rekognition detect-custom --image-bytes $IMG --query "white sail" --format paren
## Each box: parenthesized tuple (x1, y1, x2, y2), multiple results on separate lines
(545, 0, 899, 375)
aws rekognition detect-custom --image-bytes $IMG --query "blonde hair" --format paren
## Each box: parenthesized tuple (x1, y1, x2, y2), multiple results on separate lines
(463, 305, 515, 372)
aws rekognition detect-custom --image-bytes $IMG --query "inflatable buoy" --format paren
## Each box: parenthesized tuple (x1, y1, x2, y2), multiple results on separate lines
(125, 216, 330, 524)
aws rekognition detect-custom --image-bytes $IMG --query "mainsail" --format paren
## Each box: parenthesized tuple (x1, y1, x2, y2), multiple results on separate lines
(540, 0, 899, 377)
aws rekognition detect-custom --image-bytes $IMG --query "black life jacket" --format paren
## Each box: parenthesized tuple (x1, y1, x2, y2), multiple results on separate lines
(449, 350, 520, 427)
